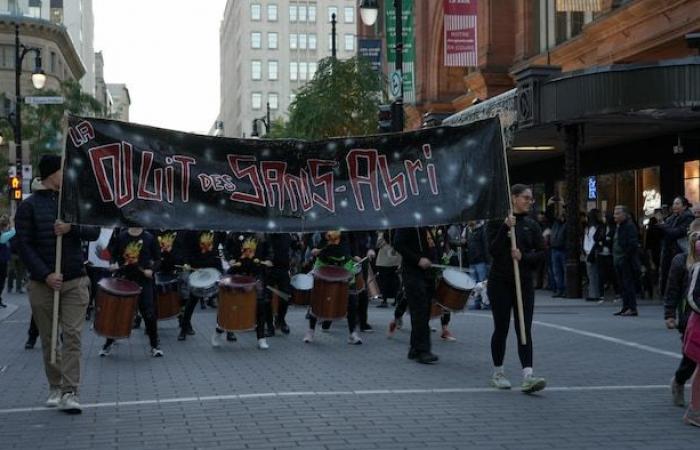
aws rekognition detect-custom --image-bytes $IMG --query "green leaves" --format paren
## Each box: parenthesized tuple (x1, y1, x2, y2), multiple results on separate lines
(279, 56, 386, 140)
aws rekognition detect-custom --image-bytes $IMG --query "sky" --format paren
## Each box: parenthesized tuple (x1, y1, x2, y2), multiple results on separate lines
(93, 0, 228, 135)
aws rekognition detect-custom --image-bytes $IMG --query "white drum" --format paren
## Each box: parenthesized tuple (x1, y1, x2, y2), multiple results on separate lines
(290, 273, 314, 306)
(188, 268, 222, 299)
(436, 269, 476, 311)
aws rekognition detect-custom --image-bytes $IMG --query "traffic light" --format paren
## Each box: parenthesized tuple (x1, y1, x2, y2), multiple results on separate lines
(377, 104, 392, 133)
(390, 100, 404, 132)
(9, 176, 22, 201)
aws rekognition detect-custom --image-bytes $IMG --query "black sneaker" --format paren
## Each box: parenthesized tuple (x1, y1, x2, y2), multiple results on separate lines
(265, 328, 275, 338)
(416, 352, 439, 364)
(407, 348, 418, 360)
(279, 322, 290, 335)
(186, 325, 196, 336)
(177, 329, 187, 341)
(226, 332, 237, 342)
(321, 321, 332, 330)
(25, 335, 37, 350)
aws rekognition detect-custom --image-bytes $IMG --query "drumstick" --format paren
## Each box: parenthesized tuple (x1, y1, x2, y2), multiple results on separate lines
(431, 264, 471, 273)
(265, 285, 290, 301)
(353, 256, 369, 267)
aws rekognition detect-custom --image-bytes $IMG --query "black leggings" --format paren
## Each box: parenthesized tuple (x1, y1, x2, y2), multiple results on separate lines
(309, 294, 358, 333)
(488, 280, 534, 368)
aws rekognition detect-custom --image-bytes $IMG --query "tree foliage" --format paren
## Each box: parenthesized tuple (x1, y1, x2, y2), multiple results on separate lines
(280, 56, 386, 140)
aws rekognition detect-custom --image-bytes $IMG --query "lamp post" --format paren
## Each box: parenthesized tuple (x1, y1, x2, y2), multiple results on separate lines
(11, 23, 46, 197)
(251, 102, 271, 138)
(330, 12, 337, 60)
(361, 0, 403, 132)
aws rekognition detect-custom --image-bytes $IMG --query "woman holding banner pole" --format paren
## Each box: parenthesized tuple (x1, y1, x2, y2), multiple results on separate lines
(487, 184, 546, 393)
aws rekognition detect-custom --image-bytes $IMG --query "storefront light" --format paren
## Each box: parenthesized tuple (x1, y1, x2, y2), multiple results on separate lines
(511, 146, 557, 151)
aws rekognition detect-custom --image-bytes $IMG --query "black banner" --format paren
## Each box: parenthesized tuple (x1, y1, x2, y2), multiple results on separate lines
(61, 115, 509, 232)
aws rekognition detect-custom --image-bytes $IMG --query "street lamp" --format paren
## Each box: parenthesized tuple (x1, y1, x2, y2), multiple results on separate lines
(359, 0, 379, 27)
(11, 23, 46, 197)
(330, 12, 337, 60)
(251, 102, 272, 138)
(361, 0, 403, 131)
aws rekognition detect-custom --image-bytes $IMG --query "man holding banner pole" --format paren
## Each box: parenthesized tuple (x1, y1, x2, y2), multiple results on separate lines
(15, 155, 99, 414)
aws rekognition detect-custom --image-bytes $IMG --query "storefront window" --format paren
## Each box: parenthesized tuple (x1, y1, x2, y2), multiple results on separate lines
(640, 166, 661, 218)
(684, 161, 700, 207)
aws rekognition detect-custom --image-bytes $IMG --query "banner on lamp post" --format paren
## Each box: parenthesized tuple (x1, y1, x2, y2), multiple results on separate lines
(444, 0, 478, 67)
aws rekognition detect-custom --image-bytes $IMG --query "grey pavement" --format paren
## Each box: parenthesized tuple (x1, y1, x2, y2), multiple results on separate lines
(0, 289, 698, 449)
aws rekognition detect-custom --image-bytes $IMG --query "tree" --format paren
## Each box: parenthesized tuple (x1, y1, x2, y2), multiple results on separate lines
(281, 56, 386, 140)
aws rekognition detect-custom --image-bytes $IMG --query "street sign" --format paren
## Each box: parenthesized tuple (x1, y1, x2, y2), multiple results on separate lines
(24, 96, 64, 105)
(390, 71, 402, 98)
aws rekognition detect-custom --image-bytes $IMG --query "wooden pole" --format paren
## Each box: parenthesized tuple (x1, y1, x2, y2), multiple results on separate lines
(500, 130, 527, 346)
(49, 118, 69, 364)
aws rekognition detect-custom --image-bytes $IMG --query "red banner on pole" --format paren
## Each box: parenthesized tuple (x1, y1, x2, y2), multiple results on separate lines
(444, 0, 478, 67)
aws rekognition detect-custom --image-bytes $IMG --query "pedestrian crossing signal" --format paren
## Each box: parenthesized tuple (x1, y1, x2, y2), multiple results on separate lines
(9, 176, 21, 201)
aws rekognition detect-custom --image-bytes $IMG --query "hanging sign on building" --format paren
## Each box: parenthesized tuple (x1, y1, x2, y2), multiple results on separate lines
(385, 0, 416, 104)
(61, 115, 510, 233)
(444, 0, 478, 67)
(358, 39, 383, 74)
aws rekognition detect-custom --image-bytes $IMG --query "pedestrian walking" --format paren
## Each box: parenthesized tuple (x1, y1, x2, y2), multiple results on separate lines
(612, 205, 640, 316)
(14, 155, 99, 414)
(487, 184, 546, 393)
(659, 196, 694, 295)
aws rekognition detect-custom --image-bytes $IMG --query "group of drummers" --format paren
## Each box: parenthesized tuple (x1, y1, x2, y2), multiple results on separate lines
(83, 225, 478, 357)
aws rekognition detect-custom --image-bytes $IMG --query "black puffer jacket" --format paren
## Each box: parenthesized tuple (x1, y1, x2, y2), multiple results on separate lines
(15, 187, 100, 282)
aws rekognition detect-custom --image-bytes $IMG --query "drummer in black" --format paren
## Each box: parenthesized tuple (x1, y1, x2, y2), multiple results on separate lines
(178, 230, 225, 341)
(260, 233, 295, 335)
(303, 231, 362, 345)
(99, 227, 163, 358)
(349, 231, 377, 333)
(214, 235, 271, 350)
(393, 227, 439, 364)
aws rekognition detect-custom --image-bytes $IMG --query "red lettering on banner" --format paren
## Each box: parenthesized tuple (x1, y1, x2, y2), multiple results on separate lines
(284, 171, 313, 212)
(404, 159, 423, 196)
(308, 160, 337, 213)
(377, 155, 408, 206)
(227, 155, 267, 207)
(68, 120, 95, 147)
(87, 142, 135, 208)
(261, 161, 288, 210)
(137, 151, 163, 201)
(346, 149, 381, 211)
(172, 155, 195, 203)
(165, 166, 174, 203)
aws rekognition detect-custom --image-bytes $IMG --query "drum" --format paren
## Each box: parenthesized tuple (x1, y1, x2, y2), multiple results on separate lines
(290, 273, 313, 306)
(94, 278, 141, 339)
(351, 263, 366, 294)
(311, 266, 351, 320)
(189, 268, 221, 299)
(436, 268, 476, 311)
(217, 275, 257, 332)
(156, 273, 181, 320)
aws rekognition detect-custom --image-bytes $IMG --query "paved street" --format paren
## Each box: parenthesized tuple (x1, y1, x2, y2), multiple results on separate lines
(0, 291, 697, 449)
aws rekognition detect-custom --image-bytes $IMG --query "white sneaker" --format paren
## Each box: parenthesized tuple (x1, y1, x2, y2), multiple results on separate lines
(151, 347, 164, 357)
(58, 392, 82, 414)
(211, 331, 224, 348)
(347, 332, 362, 345)
(490, 372, 512, 390)
(257, 338, 269, 350)
(303, 329, 314, 343)
(46, 388, 62, 407)
(98, 345, 111, 357)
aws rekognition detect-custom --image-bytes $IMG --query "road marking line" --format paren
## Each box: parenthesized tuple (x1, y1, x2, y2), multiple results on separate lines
(463, 312, 683, 359)
(0, 385, 671, 415)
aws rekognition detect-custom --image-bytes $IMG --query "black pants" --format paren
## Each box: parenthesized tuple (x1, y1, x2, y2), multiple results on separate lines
(403, 268, 434, 354)
(0, 262, 7, 301)
(309, 293, 359, 333)
(28, 315, 39, 339)
(106, 278, 158, 348)
(488, 279, 535, 368)
(676, 329, 698, 384)
(597, 255, 619, 296)
(377, 266, 400, 301)
(86, 266, 111, 311)
(266, 267, 290, 323)
(615, 259, 637, 311)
